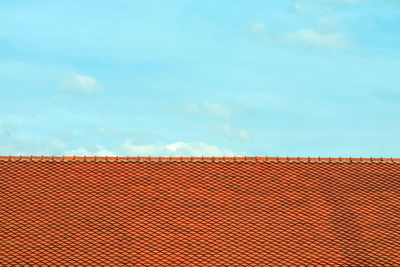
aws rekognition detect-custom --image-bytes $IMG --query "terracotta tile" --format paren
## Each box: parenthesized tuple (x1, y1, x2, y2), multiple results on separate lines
(1, 156, 400, 265)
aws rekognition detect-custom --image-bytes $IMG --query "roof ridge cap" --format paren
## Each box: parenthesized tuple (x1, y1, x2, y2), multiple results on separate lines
(0, 156, 398, 163)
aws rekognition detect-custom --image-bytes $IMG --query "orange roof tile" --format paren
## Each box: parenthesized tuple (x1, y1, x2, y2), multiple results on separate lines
(1, 156, 400, 265)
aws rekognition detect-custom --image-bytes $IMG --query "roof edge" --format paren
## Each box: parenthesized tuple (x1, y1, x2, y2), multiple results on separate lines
(0, 156, 399, 163)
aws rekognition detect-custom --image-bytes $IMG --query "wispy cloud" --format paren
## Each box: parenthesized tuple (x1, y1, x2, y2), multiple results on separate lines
(222, 124, 233, 137)
(248, 23, 352, 50)
(293, 2, 318, 11)
(222, 124, 251, 142)
(293, 0, 361, 11)
(60, 72, 103, 93)
(0, 122, 17, 139)
(0, 135, 70, 157)
(183, 102, 240, 120)
(318, 0, 360, 4)
(238, 129, 251, 142)
(93, 127, 127, 138)
(284, 29, 352, 50)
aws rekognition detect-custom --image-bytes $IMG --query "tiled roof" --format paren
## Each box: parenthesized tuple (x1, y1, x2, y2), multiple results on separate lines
(1, 156, 400, 266)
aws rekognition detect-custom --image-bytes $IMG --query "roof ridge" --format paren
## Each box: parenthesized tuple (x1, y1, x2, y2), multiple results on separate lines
(0, 156, 398, 163)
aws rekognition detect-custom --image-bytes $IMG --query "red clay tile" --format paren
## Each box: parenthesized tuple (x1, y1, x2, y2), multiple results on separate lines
(1, 156, 400, 265)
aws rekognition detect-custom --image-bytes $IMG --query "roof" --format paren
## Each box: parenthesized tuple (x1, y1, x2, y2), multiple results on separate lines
(1, 156, 400, 265)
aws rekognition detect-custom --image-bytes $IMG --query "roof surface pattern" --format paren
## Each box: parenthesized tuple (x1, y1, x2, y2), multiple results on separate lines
(1, 156, 400, 265)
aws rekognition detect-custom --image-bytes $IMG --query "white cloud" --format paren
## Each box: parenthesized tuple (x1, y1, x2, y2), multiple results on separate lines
(183, 102, 238, 120)
(117, 142, 166, 156)
(0, 132, 238, 157)
(118, 141, 237, 157)
(64, 146, 116, 157)
(247, 23, 352, 50)
(61, 72, 103, 92)
(0, 123, 239, 156)
(165, 142, 186, 152)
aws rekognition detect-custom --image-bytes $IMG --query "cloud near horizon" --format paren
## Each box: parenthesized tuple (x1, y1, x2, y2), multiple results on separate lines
(60, 141, 239, 157)
(0, 139, 239, 157)
(117, 141, 238, 157)
(0, 123, 239, 157)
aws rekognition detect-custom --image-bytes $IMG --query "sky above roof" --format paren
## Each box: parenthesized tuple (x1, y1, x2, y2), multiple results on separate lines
(1, 0, 399, 157)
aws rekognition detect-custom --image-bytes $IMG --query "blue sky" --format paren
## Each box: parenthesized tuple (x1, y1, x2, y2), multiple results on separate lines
(1, 0, 400, 157)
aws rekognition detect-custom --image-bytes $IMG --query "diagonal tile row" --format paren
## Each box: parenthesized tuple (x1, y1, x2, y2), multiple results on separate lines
(1, 159, 400, 265)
